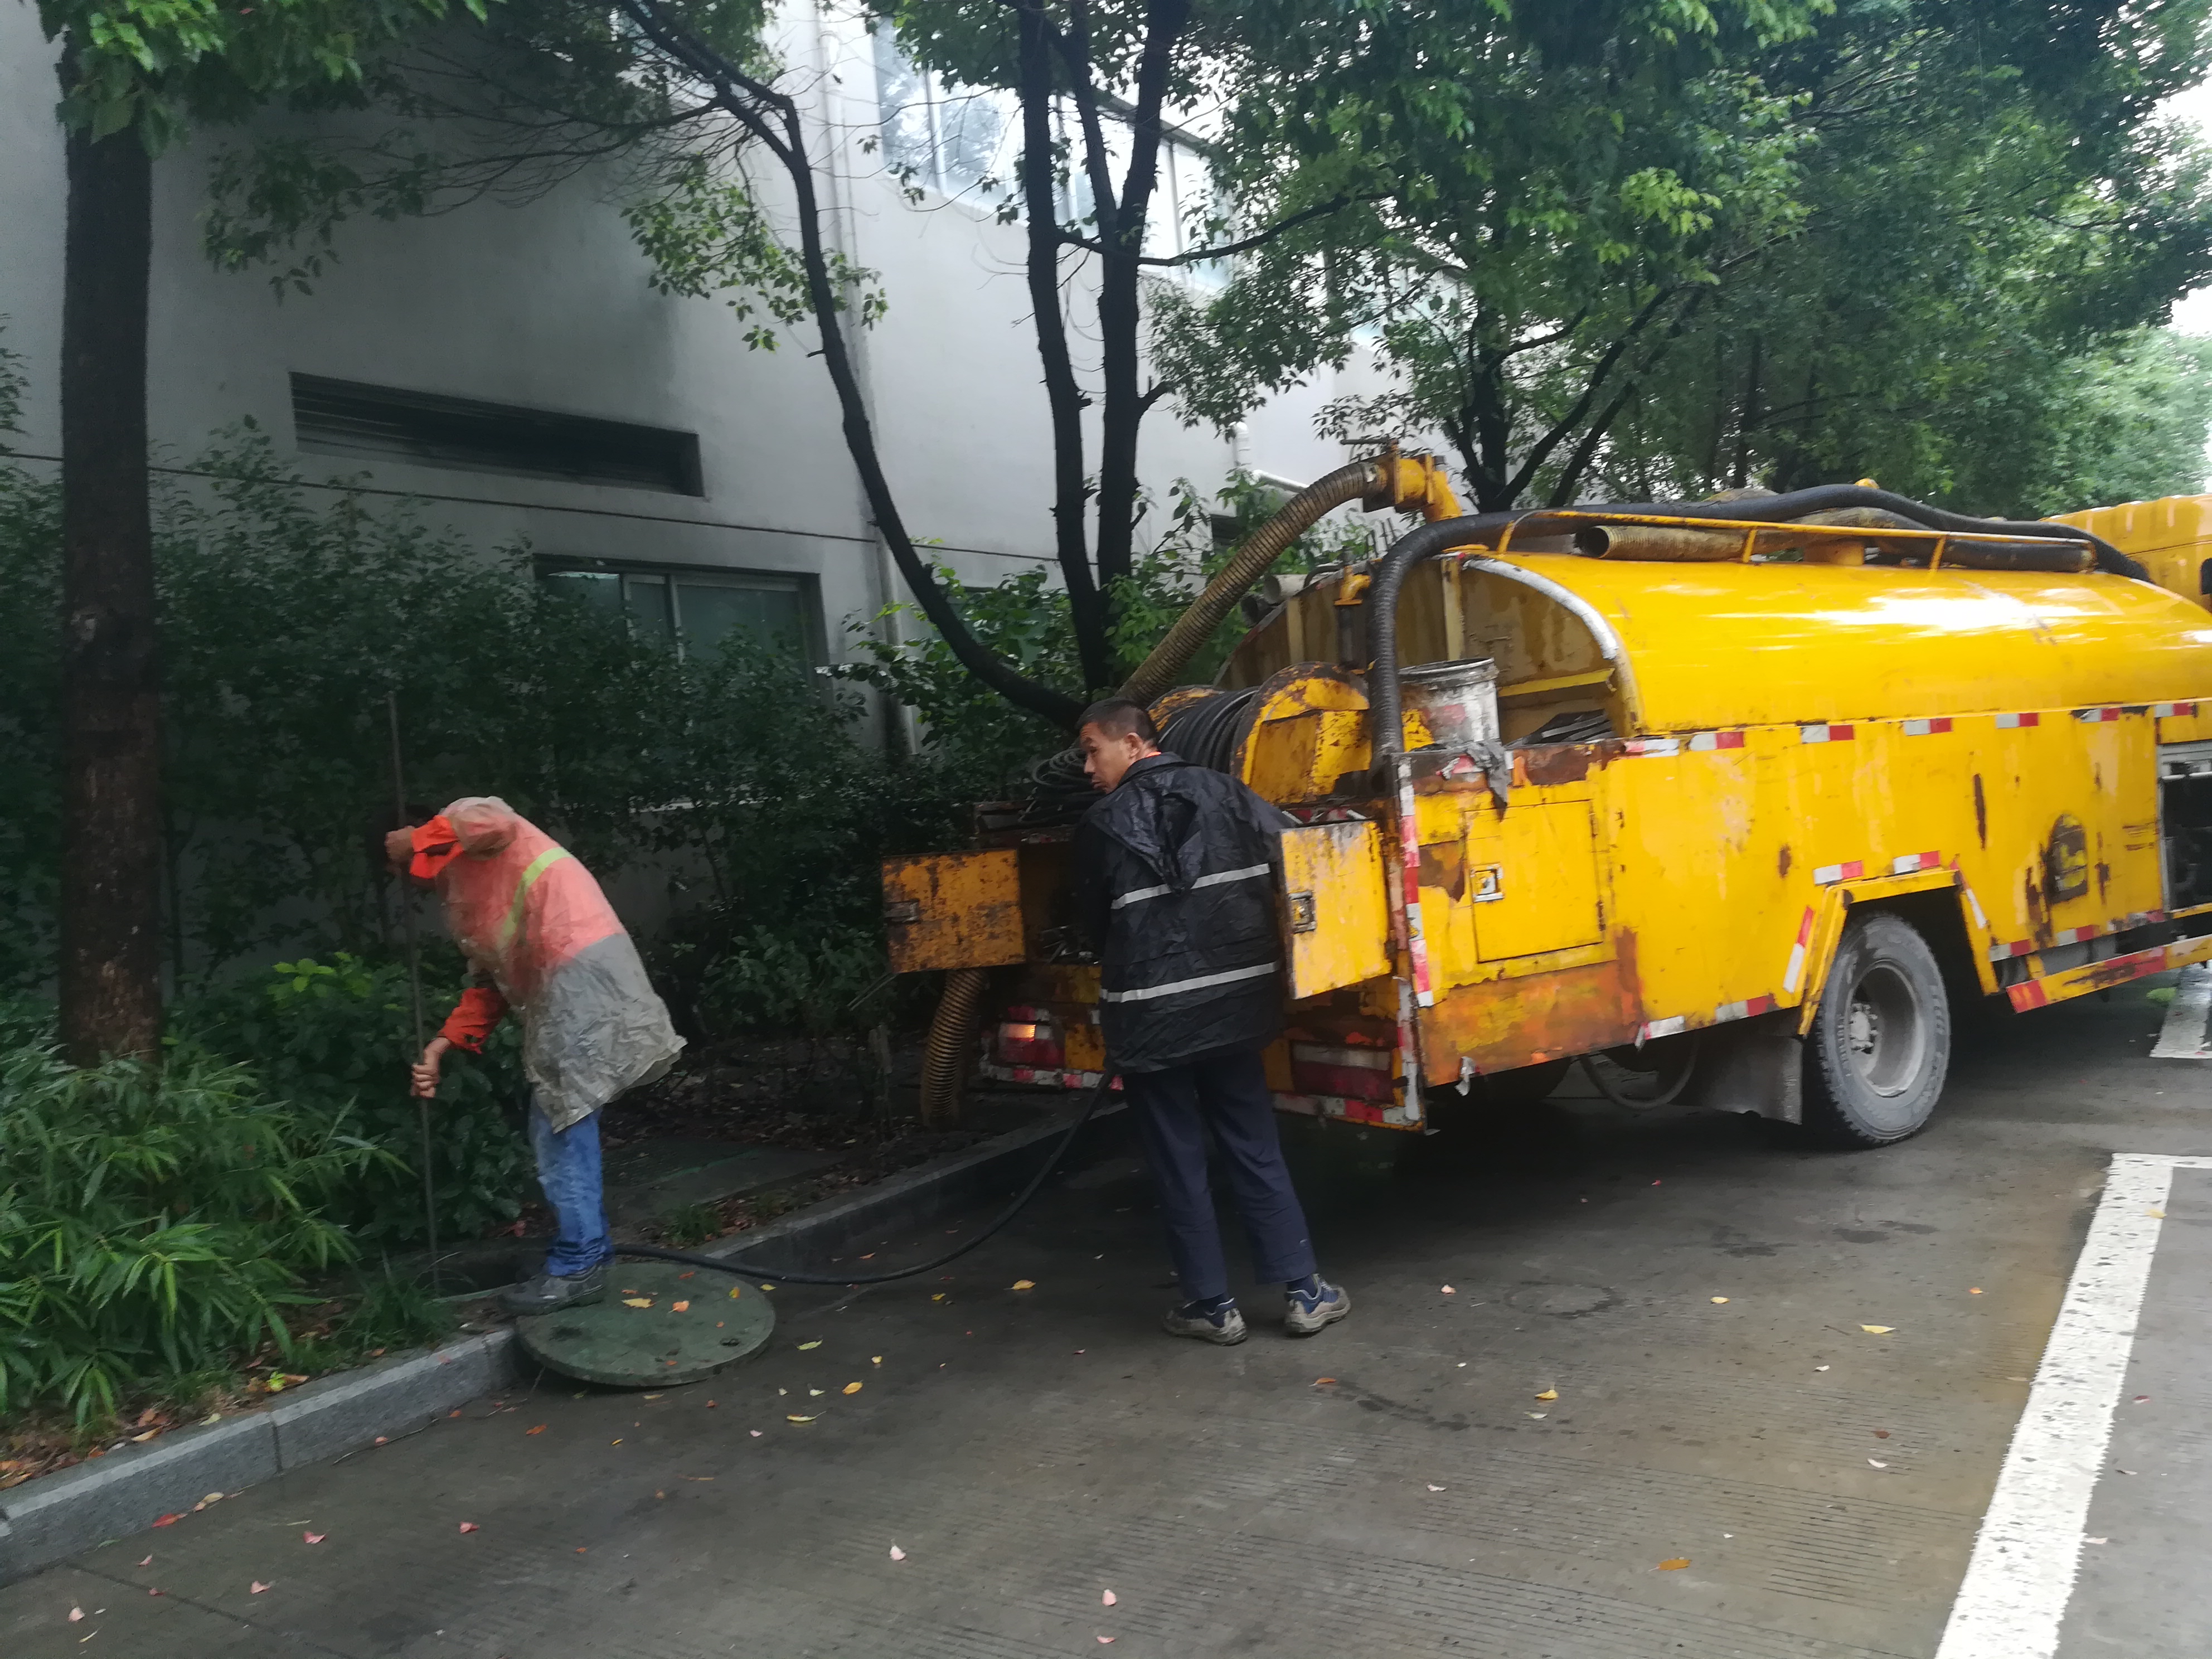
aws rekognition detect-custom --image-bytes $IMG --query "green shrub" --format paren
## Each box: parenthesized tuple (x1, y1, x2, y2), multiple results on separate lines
(0, 1046, 389, 1424)
(176, 953, 530, 1247)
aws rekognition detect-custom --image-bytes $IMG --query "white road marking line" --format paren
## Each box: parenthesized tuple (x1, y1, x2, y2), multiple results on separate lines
(1935, 1153, 2212, 1659)
(2150, 964, 2212, 1060)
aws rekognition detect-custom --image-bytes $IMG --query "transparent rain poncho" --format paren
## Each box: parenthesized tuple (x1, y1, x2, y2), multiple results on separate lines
(414, 797, 683, 1130)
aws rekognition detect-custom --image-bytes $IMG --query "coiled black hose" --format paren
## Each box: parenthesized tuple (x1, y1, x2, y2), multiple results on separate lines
(1158, 688, 1260, 775)
(613, 1071, 1116, 1287)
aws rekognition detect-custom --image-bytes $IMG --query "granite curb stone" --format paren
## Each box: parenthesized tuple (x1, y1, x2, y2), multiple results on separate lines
(0, 1330, 513, 1585)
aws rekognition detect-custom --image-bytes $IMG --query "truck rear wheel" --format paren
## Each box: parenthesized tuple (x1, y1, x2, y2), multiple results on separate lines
(1804, 911, 1951, 1147)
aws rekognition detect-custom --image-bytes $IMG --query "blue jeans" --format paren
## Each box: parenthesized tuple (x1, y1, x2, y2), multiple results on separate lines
(528, 1103, 612, 1276)
(1123, 1043, 1317, 1302)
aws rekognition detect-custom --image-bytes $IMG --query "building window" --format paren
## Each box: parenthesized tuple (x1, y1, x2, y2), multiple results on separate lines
(871, 31, 1224, 285)
(538, 562, 819, 666)
(292, 375, 705, 497)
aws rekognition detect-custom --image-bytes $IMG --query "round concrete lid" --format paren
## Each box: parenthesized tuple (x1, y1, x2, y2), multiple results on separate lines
(516, 1260, 775, 1386)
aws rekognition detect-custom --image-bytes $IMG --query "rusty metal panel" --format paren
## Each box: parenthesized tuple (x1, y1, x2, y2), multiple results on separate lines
(881, 850, 1025, 972)
(1279, 821, 1392, 1000)
(1464, 802, 1604, 961)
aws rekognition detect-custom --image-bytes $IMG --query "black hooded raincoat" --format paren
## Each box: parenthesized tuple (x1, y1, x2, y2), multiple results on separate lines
(1074, 753, 1293, 1073)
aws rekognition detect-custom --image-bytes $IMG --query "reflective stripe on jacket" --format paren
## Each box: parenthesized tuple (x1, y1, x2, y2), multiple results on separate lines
(1074, 753, 1292, 1073)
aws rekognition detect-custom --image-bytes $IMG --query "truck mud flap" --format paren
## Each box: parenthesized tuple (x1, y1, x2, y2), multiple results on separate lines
(1683, 1010, 1803, 1124)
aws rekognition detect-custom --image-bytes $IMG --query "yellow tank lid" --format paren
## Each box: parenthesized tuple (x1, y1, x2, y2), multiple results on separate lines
(2050, 494, 2212, 554)
(1481, 552, 2212, 734)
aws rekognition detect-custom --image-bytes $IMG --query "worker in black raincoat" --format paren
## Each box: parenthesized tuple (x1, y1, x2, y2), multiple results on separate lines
(1073, 697, 1352, 1345)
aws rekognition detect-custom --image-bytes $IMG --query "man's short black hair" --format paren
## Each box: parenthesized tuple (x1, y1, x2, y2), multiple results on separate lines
(1078, 697, 1160, 746)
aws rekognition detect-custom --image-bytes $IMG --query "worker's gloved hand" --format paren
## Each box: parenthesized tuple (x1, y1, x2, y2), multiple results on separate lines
(410, 1036, 452, 1099)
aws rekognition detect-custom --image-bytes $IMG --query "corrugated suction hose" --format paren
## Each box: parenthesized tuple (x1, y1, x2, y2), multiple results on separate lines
(1118, 458, 1386, 706)
(920, 966, 987, 1126)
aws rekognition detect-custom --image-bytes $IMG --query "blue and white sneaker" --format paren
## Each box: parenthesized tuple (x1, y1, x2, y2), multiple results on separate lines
(1162, 1299, 1248, 1345)
(1284, 1276, 1351, 1336)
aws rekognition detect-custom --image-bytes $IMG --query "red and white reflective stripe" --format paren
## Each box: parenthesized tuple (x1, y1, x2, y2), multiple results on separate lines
(1686, 730, 1747, 751)
(978, 1062, 1119, 1092)
(1995, 711, 2041, 729)
(1889, 851, 1943, 875)
(1393, 764, 1435, 1010)
(1988, 939, 2036, 962)
(1639, 1015, 1688, 1042)
(2155, 701, 2200, 717)
(2050, 925, 2100, 946)
(1713, 994, 1777, 1024)
(1800, 723, 1855, 744)
(1901, 717, 1953, 736)
(1622, 737, 1680, 757)
(1783, 907, 1816, 994)
(2123, 908, 2169, 927)
(2075, 706, 2123, 723)
(1813, 859, 1866, 885)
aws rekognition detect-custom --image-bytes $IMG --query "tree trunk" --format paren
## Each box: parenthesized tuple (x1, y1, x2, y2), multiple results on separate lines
(59, 117, 163, 1064)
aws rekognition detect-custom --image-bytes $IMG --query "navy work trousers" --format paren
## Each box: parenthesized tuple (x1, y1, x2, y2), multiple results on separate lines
(1122, 1042, 1317, 1303)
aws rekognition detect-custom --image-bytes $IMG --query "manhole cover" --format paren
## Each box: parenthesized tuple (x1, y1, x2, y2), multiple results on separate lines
(1506, 1282, 1621, 1318)
(516, 1260, 775, 1387)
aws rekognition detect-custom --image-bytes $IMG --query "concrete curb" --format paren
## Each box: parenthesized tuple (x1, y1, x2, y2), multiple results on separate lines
(0, 1331, 513, 1586)
(0, 1092, 1123, 1585)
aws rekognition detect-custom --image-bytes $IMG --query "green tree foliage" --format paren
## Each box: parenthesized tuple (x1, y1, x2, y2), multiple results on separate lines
(1166, 0, 2212, 516)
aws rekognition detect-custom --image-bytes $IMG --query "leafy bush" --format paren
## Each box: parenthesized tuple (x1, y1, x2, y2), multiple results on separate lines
(177, 953, 530, 1246)
(0, 1047, 388, 1424)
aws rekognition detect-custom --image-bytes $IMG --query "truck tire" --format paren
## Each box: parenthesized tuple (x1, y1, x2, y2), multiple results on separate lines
(1804, 911, 1951, 1147)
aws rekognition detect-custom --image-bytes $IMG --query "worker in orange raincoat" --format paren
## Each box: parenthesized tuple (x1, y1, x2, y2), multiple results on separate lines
(387, 797, 682, 1314)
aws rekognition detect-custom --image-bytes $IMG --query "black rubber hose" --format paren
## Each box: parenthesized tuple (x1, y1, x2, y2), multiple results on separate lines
(1158, 687, 1260, 775)
(611, 1071, 1117, 1287)
(1553, 485, 2147, 580)
(1366, 513, 1526, 771)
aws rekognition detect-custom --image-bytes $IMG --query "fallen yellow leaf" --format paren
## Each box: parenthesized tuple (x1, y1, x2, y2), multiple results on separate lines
(1657, 1558, 1690, 1571)
(622, 1298, 653, 1309)
(1711, 1297, 1730, 1304)
(671, 1301, 690, 1313)
(2148, 1207, 2167, 1219)
(1859, 1325, 1894, 1335)
(843, 1382, 863, 1395)
(797, 1340, 822, 1350)
(728, 1287, 743, 1299)
(1012, 1280, 1036, 1291)
(787, 1414, 817, 1423)
(1534, 1389, 1558, 1401)
(931, 1293, 946, 1301)
(871, 1356, 882, 1365)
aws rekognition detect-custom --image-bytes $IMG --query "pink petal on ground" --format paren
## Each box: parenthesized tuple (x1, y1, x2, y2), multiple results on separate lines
(889, 1544, 906, 1561)
(458, 1522, 480, 1534)
(1102, 1590, 1117, 1605)
(303, 1532, 324, 1545)
(251, 1582, 271, 1595)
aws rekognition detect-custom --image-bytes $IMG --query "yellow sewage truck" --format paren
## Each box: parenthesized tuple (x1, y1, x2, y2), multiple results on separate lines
(883, 462, 2212, 1147)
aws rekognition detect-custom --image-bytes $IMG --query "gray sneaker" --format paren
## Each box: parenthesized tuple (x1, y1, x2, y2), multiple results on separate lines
(1162, 1301, 1248, 1345)
(501, 1263, 608, 1316)
(1284, 1277, 1351, 1336)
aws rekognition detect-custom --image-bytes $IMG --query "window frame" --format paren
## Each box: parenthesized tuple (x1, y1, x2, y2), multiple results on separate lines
(535, 557, 827, 669)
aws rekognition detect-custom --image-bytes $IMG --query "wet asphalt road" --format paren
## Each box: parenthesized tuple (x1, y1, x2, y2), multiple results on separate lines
(4, 979, 2207, 1658)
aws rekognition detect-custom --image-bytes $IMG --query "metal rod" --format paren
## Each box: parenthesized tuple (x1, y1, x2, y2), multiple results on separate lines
(386, 691, 440, 1296)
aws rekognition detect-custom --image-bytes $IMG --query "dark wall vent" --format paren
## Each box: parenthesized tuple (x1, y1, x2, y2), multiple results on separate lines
(290, 374, 705, 497)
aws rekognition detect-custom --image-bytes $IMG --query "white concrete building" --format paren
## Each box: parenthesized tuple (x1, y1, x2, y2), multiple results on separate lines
(0, 6, 1373, 691)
